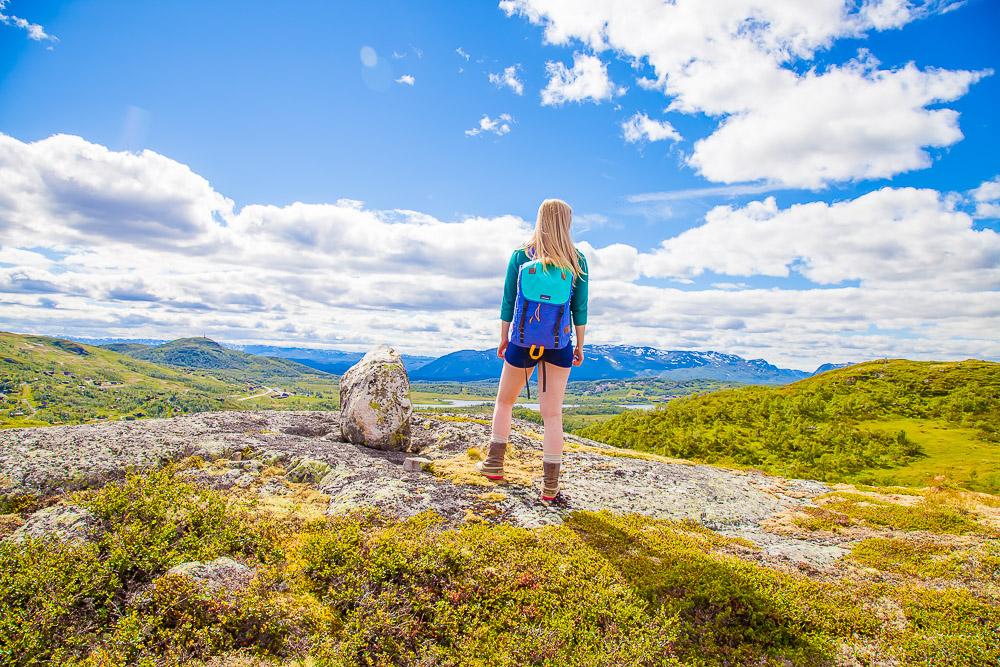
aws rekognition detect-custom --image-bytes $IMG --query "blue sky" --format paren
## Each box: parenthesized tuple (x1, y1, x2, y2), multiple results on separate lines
(0, 0, 998, 369)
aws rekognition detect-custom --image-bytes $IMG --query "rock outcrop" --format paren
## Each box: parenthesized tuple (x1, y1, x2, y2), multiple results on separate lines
(339, 345, 413, 451)
(8, 504, 102, 543)
(0, 410, 850, 569)
(166, 556, 255, 592)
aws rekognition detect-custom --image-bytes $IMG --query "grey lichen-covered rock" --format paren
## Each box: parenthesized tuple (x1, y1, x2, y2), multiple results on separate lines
(339, 345, 413, 451)
(9, 504, 102, 543)
(286, 458, 332, 484)
(166, 556, 255, 592)
(0, 409, 847, 569)
(403, 456, 431, 472)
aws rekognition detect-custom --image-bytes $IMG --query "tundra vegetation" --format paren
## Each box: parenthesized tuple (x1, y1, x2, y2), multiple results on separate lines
(580, 359, 1000, 493)
(1, 466, 997, 666)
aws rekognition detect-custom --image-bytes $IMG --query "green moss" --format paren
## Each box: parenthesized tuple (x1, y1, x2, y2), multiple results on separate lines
(819, 491, 990, 535)
(0, 538, 119, 665)
(87, 571, 327, 666)
(74, 467, 282, 586)
(847, 537, 996, 581)
(0, 493, 38, 515)
(433, 414, 492, 425)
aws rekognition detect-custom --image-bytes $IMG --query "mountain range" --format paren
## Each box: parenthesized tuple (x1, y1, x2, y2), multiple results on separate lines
(409, 345, 826, 384)
(81, 337, 839, 385)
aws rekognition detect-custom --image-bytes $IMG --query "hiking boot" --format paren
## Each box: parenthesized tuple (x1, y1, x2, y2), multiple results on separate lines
(541, 461, 561, 501)
(475, 440, 506, 480)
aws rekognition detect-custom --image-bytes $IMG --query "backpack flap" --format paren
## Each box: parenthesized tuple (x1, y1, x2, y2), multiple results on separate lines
(518, 260, 572, 305)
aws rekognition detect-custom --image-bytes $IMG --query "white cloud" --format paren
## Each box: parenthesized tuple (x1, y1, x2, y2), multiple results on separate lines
(970, 175, 1000, 219)
(627, 183, 783, 202)
(456, 47, 471, 61)
(0, 0, 56, 41)
(540, 52, 623, 106)
(395, 74, 415, 86)
(0, 132, 997, 368)
(621, 112, 681, 143)
(489, 65, 524, 95)
(501, 0, 987, 188)
(687, 57, 987, 188)
(637, 187, 1000, 291)
(464, 114, 513, 137)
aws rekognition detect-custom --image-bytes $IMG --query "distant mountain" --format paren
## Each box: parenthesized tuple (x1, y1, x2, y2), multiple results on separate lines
(411, 345, 813, 384)
(109, 337, 328, 383)
(84, 337, 818, 384)
(237, 344, 435, 375)
(813, 362, 853, 375)
(410, 349, 502, 382)
(73, 337, 169, 347)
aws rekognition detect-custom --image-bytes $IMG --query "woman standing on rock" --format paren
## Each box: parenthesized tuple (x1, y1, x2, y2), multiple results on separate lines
(476, 198, 588, 502)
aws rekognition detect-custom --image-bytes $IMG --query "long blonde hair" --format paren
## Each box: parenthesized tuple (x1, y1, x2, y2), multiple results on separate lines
(523, 198, 586, 279)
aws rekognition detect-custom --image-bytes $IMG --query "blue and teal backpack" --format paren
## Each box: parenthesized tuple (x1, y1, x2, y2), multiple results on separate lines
(510, 248, 575, 360)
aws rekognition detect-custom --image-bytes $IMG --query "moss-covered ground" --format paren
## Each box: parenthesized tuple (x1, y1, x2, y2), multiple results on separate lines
(1, 467, 997, 666)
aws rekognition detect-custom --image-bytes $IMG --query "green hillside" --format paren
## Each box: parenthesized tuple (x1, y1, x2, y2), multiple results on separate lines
(110, 337, 326, 384)
(579, 359, 1000, 493)
(0, 332, 339, 428)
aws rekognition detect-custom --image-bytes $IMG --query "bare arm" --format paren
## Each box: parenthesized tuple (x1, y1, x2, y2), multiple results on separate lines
(573, 325, 586, 366)
(497, 320, 511, 358)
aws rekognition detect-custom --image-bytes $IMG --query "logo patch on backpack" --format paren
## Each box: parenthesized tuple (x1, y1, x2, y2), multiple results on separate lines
(539, 294, 551, 301)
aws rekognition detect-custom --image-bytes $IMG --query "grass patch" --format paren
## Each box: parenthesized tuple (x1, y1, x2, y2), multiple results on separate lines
(847, 537, 999, 582)
(852, 418, 1000, 494)
(806, 489, 996, 536)
(428, 443, 542, 488)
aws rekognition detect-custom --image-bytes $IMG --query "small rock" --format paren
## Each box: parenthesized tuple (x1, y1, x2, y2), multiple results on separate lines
(403, 456, 431, 472)
(167, 556, 254, 592)
(287, 458, 333, 484)
(339, 345, 413, 451)
(9, 504, 101, 543)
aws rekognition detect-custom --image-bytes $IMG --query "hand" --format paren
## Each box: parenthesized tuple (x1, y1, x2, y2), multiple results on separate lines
(497, 339, 509, 359)
(572, 345, 584, 366)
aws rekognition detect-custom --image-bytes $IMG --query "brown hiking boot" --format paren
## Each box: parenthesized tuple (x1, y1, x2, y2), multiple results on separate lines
(541, 461, 561, 501)
(475, 441, 506, 480)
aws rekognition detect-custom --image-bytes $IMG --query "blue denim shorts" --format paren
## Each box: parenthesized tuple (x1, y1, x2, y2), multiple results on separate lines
(504, 341, 574, 369)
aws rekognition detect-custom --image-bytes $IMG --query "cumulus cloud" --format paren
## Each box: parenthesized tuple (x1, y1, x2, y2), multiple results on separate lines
(970, 176, 1000, 219)
(395, 74, 415, 86)
(489, 65, 524, 95)
(0, 132, 997, 368)
(456, 47, 470, 61)
(688, 57, 986, 187)
(464, 113, 513, 137)
(501, 0, 987, 188)
(540, 52, 623, 106)
(637, 187, 1000, 291)
(621, 112, 681, 143)
(0, 0, 56, 41)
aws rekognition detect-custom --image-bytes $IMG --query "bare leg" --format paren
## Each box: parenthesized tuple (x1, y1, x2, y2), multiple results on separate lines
(537, 363, 571, 458)
(491, 361, 534, 441)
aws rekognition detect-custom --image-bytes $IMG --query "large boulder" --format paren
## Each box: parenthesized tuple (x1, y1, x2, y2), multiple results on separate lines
(340, 345, 413, 451)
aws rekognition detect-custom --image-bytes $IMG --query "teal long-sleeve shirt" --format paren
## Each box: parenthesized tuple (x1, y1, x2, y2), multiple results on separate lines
(500, 248, 589, 326)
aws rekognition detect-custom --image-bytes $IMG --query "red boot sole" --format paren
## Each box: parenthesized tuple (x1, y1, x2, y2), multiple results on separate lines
(483, 474, 504, 481)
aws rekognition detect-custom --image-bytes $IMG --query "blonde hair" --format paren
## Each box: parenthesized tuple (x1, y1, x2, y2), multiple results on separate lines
(523, 198, 585, 279)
